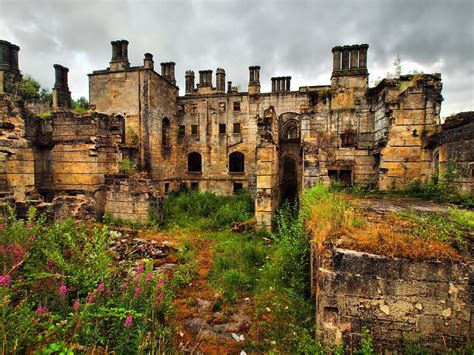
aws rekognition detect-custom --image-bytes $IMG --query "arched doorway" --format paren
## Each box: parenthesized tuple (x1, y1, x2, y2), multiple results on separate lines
(281, 155, 298, 204)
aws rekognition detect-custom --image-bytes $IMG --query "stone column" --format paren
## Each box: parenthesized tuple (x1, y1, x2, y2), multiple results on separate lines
(271, 77, 276, 92)
(0, 40, 11, 70)
(9, 44, 19, 72)
(144, 53, 154, 70)
(227, 81, 232, 93)
(359, 44, 369, 69)
(52, 64, 71, 109)
(332, 46, 341, 71)
(216, 68, 225, 93)
(286, 76, 291, 91)
(350, 47, 359, 68)
(341, 47, 350, 69)
(169, 62, 176, 84)
(121, 40, 128, 59)
(185, 70, 195, 94)
(111, 41, 118, 61)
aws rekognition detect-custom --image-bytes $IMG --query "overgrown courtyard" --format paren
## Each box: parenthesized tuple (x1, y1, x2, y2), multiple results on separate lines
(0, 185, 472, 353)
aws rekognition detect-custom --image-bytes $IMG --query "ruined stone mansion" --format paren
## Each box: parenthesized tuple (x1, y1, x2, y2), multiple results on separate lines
(0, 39, 472, 226)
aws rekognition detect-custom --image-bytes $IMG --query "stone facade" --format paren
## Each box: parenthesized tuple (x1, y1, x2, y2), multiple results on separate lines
(87, 41, 450, 226)
(315, 248, 472, 351)
(1, 38, 472, 226)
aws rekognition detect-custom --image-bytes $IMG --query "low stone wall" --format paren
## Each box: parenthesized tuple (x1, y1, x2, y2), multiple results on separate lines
(102, 175, 162, 223)
(315, 248, 472, 351)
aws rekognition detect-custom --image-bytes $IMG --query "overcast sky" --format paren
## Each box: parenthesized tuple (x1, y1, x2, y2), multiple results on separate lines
(1, 0, 473, 117)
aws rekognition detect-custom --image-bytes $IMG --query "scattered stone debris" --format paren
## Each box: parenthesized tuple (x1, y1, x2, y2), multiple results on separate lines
(109, 236, 171, 261)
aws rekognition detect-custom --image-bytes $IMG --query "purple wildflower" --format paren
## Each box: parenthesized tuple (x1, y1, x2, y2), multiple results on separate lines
(73, 299, 80, 313)
(0, 275, 11, 287)
(59, 284, 68, 297)
(124, 314, 133, 328)
(86, 294, 94, 304)
(97, 282, 105, 293)
(35, 305, 49, 314)
(136, 264, 145, 274)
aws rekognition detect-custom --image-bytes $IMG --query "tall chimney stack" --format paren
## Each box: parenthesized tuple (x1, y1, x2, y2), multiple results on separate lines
(110, 40, 130, 71)
(52, 64, 72, 109)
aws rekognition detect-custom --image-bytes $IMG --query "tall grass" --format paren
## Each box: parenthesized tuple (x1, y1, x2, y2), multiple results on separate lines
(161, 188, 253, 230)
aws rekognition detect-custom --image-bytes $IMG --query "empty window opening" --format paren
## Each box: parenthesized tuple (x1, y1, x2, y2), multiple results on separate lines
(229, 152, 245, 173)
(340, 130, 356, 147)
(219, 124, 226, 134)
(190, 181, 199, 190)
(328, 169, 352, 185)
(284, 121, 299, 140)
(219, 102, 226, 112)
(233, 182, 243, 194)
(233, 123, 241, 134)
(188, 152, 202, 173)
(190, 104, 197, 114)
(178, 125, 185, 137)
(164, 182, 170, 193)
(191, 125, 198, 135)
(233, 101, 241, 112)
(162, 117, 171, 148)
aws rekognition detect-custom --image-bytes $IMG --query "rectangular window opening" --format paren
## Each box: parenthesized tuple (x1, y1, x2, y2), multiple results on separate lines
(219, 102, 226, 112)
(233, 101, 241, 112)
(233, 123, 241, 134)
(233, 182, 243, 194)
(190, 181, 199, 190)
(164, 182, 170, 193)
(178, 125, 185, 137)
(219, 123, 226, 134)
(191, 125, 198, 135)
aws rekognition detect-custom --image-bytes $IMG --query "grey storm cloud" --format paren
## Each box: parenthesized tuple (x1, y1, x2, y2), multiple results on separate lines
(1, 0, 473, 117)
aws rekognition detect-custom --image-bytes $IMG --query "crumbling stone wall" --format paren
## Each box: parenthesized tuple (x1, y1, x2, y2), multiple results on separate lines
(0, 95, 36, 201)
(102, 174, 162, 223)
(429, 112, 474, 196)
(315, 248, 472, 351)
(33, 111, 123, 193)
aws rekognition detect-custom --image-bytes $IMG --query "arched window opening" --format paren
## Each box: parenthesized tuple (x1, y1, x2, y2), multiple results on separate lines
(284, 121, 299, 140)
(229, 152, 245, 173)
(188, 152, 202, 173)
(162, 117, 171, 148)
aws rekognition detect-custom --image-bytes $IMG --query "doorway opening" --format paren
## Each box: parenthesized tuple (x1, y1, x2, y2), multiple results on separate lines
(281, 156, 298, 204)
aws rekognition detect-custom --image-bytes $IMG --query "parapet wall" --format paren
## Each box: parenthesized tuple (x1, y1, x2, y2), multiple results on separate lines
(315, 248, 472, 351)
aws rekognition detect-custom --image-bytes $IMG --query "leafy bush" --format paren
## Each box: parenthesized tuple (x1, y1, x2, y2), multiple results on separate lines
(72, 97, 90, 115)
(127, 126, 139, 145)
(119, 159, 138, 175)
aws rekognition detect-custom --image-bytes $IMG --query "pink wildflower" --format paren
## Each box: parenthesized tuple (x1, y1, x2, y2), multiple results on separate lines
(35, 305, 49, 314)
(0, 224, 6, 230)
(146, 272, 153, 281)
(124, 314, 133, 328)
(106, 288, 113, 297)
(73, 299, 80, 313)
(97, 282, 105, 293)
(156, 279, 164, 288)
(86, 294, 94, 304)
(59, 284, 68, 297)
(120, 280, 129, 290)
(0, 275, 11, 287)
(136, 264, 145, 274)
(158, 292, 164, 301)
(133, 287, 142, 298)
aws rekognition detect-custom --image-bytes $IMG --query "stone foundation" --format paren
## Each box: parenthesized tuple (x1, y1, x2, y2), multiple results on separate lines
(315, 248, 473, 351)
